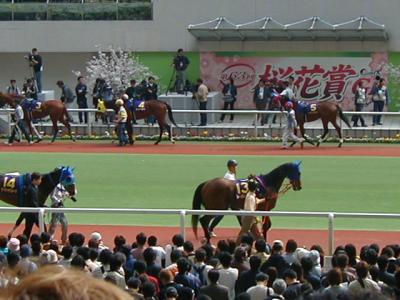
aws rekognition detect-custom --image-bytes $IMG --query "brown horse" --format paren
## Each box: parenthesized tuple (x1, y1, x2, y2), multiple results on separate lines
(192, 162, 303, 242)
(274, 96, 351, 147)
(98, 99, 178, 145)
(0, 93, 75, 143)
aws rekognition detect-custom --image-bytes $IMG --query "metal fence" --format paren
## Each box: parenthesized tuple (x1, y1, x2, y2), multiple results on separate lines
(0, 108, 399, 137)
(0, 0, 153, 21)
(0, 206, 399, 255)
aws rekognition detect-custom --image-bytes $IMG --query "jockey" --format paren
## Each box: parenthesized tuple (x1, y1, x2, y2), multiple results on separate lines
(114, 99, 128, 146)
(48, 183, 76, 245)
(280, 81, 295, 102)
(122, 93, 137, 124)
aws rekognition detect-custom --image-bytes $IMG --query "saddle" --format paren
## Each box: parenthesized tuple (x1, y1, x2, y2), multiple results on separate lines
(21, 99, 41, 112)
(297, 101, 317, 115)
(127, 99, 146, 112)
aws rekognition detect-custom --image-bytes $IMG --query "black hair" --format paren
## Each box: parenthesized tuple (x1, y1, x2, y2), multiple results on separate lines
(98, 249, 112, 265)
(56, 80, 64, 86)
(40, 232, 51, 244)
(77, 76, 84, 81)
(7, 252, 20, 268)
(207, 269, 220, 283)
(195, 248, 206, 262)
(16, 234, 28, 246)
(172, 234, 184, 247)
(148, 235, 157, 246)
(143, 247, 156, 264)
(89, 248, 98, 261)
(177, 49, 183, 53)
(249, 255, 261, 270)
(70, 255, 86, 270)
(170, 249, 183, 263)
(134, 260, 146, 274)
(61, 245, 73, 259)
(136, 232, 147, 246)
(183, 241, 194, 253)
(142, 282, 156, 298)
(76, 247, 90, 260)
(285, 239, 298, 253)
(248, 180, 257, 192)
(255, 272, 269, 282)
(197, 78, 203, 84)
(377, 255, 389, 270)
(326, 268, 342, 286)
(109, 254, 123, 272)
(31, 172, 42, 181)
(32, 48, 38, 52)
(177, 257, 190, 273)
(127, 277, 141, 289)
(219, 252, 232, 268)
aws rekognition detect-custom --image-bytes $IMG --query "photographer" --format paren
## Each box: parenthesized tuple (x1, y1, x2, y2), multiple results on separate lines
(23, 78, 38, 100)
(172, 49, 190, 94)
(26, 48, 43, 93)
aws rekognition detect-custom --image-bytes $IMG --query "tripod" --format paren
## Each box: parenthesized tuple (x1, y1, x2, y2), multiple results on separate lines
(165, 68, 176, 96)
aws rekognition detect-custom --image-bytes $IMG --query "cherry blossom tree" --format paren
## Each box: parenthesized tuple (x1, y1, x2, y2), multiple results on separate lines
(73, 45, 157, 94)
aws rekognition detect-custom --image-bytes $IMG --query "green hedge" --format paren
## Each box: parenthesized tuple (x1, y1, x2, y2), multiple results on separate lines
(0, 1, 152, 20)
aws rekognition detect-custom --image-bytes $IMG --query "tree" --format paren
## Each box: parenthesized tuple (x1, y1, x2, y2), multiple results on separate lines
(73, 45, 157, 95)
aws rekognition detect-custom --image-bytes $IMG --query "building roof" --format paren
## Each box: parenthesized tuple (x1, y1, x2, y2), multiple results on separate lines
(188, 16, 388, 41)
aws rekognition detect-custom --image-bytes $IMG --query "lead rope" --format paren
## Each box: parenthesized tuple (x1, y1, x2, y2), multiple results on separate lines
(278, 182, 292, 196)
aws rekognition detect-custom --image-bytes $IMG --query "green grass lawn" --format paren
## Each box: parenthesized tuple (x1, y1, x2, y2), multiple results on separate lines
(0, 152, 399, 231)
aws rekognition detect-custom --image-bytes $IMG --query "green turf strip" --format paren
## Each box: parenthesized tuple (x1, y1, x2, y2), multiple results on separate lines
(0, 152, 399, 231)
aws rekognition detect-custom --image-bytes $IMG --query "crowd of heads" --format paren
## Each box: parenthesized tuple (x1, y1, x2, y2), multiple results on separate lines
(0, 230, 399, 300)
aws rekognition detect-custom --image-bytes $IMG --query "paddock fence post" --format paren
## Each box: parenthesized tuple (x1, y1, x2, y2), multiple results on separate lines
(180, 210, 186, 241)
(328, 213, 335, 256)
(38, 208, 46, 233)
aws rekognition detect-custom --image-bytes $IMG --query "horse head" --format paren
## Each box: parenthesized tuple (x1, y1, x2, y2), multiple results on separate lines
(57, 166, 77, 196)
(0, 93, 18, 108)
(287, 161, 302, 191)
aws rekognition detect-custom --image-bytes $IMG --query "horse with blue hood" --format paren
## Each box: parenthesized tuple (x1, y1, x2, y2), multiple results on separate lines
(192, 161, 303, 242)
(0, 166, 77, 237)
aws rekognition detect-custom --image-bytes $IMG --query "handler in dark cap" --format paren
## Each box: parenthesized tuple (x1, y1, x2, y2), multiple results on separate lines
(208, 159, 239, 237)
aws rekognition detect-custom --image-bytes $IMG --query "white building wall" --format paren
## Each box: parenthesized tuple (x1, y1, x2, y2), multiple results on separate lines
(0, 0, 397, 53)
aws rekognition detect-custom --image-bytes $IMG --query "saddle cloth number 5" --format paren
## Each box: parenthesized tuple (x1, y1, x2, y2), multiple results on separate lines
(310, 104, 317, 112)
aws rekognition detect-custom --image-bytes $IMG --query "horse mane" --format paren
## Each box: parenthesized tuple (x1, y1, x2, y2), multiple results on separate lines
(260, 163, 293, 191)
(37, 168, 63, 204)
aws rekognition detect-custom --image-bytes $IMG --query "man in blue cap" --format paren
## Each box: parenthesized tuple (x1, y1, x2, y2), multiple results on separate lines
(208, 159, 238, 237)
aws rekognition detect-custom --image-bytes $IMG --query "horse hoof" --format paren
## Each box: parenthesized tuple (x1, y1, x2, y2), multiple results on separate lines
(129, 141, 134, 146)
(338, 143, 343, 148)
(154, 142, 159, 145)
(316, 142, 320, 147)
(171, 140, 175, 144)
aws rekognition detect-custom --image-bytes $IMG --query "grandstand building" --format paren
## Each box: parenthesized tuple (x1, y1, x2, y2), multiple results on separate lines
(0, 0, 399, 110)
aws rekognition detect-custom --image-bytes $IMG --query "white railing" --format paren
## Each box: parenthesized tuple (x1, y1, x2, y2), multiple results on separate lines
(1, 206, 399, 255)
(1, 108, 399, 137)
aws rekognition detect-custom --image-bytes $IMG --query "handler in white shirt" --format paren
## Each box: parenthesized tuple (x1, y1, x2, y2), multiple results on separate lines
(208, 159, 238, 237)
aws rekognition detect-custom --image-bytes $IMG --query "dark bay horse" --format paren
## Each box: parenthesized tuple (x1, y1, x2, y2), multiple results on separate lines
(192, 162, 302, 242)
(98, 98, 178, 145)
(274, 95, 351, 147)
(0, 93, 75, 143)
(0, 166, 77, 236)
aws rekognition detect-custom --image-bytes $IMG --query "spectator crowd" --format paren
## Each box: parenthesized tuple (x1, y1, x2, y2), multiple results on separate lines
(0, 231, 399, 300)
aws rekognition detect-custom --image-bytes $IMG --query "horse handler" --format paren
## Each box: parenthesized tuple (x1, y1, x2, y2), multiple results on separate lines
(48, 183, 76, 245)
(114, 99, 128, 146)
(282, 101, 304, 149)
(236, 179, 265, 244)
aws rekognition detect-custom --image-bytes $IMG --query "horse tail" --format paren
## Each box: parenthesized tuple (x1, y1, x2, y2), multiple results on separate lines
(337, 105, 351, 128)
(163, 102, 178, 128)
(192, 181, 205, 239)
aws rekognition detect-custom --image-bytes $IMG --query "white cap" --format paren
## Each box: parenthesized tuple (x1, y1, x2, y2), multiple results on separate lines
(7, 238, 20, 252)
(90, 232, 102, 243)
